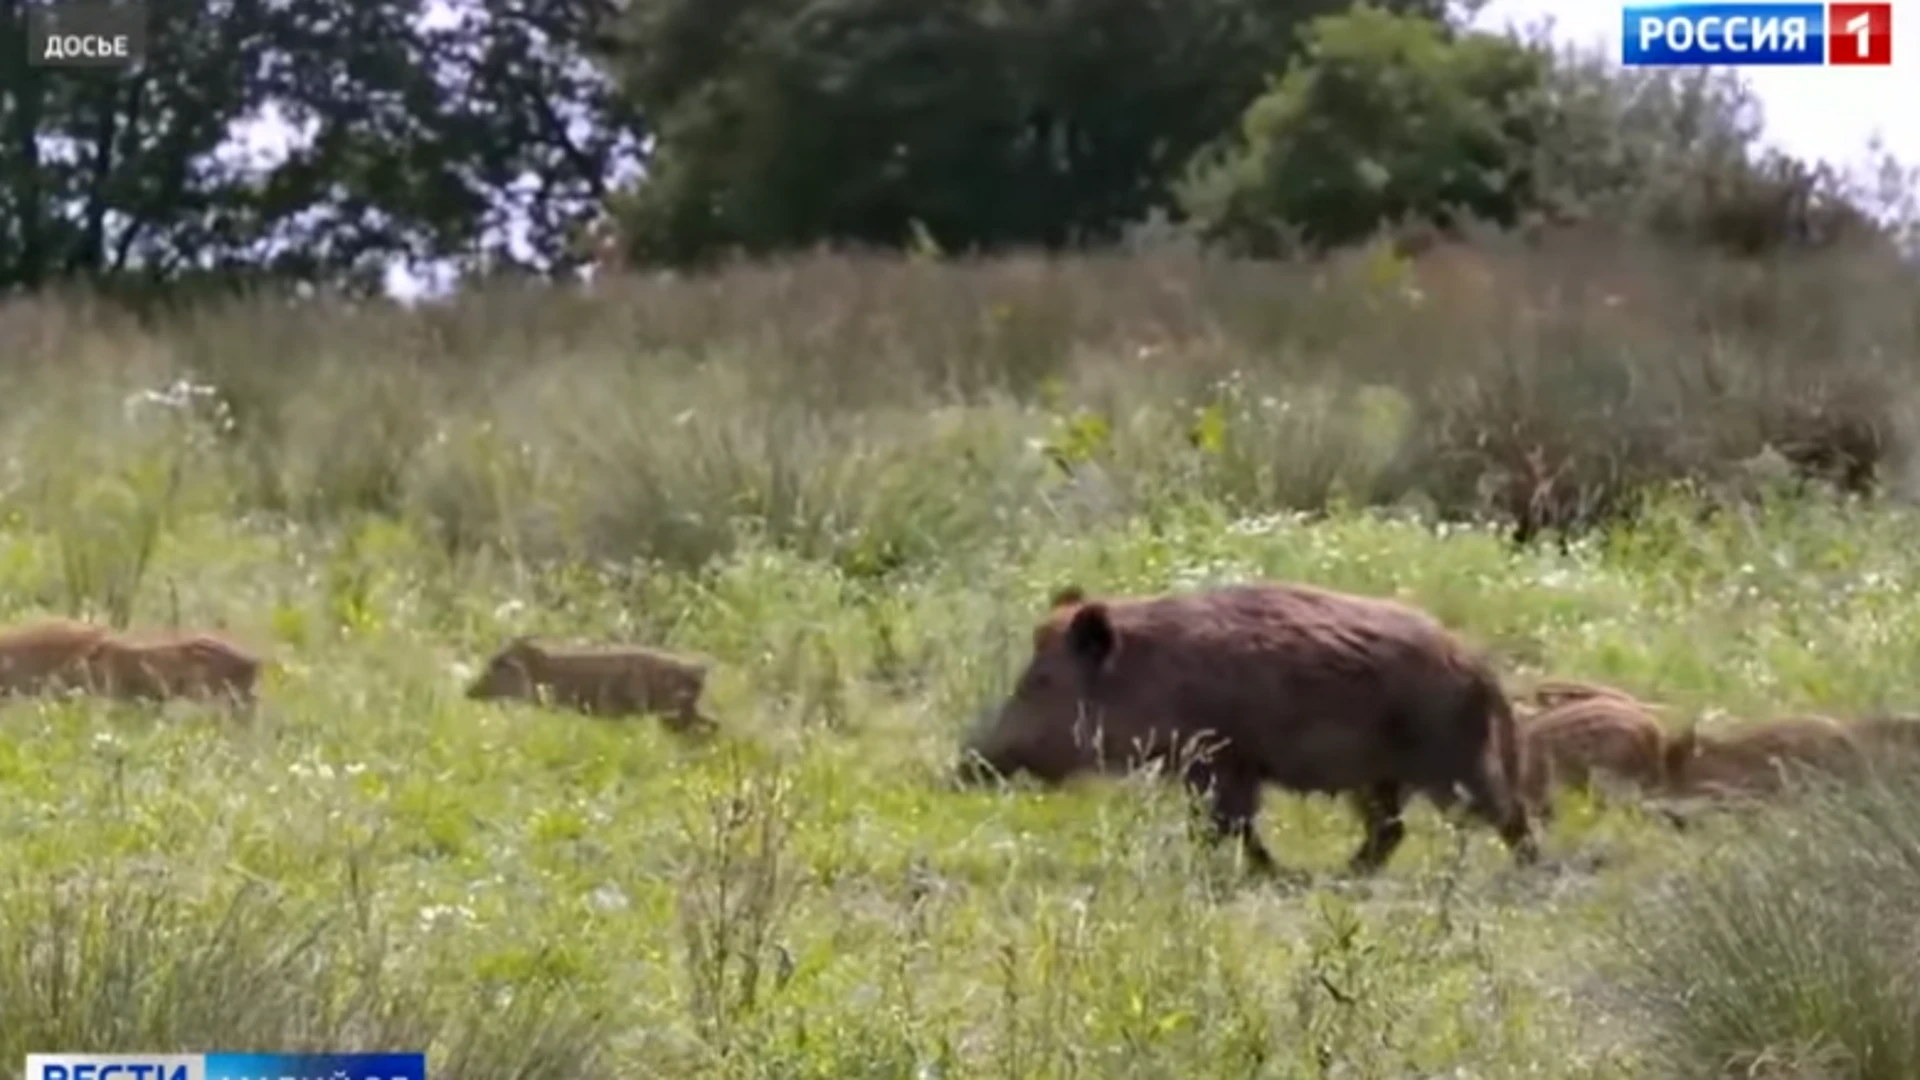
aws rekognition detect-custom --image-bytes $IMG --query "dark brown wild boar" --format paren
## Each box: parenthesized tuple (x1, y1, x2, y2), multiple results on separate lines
(0, 619, 112, 697)
(955, 582, 1539, 875)
(1663, 714, 1864, 799)
(1515, 696, 1670, 819)
(466, 636, 716, 734)
(85, 631, 264, 706)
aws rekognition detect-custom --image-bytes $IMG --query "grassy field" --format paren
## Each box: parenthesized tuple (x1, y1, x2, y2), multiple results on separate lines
(2, 239, 1920, 1078)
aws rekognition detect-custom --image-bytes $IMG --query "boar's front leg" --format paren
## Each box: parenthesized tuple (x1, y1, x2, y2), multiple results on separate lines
(1185, 766, 1277, 874)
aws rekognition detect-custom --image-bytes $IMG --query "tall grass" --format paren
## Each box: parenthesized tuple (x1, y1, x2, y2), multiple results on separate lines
(0, 867, 609, 1075)
(1, 232, 1914, 582)
(0, 235, 1917, 1076)
(1606, 767, 1920, 1079)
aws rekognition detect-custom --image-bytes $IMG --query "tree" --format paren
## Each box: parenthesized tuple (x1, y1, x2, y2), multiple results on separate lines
(608, 0, 1449, 266)
(1179, 4, 1550, 255)
(0, 0, 643, 297)
(1181, 8, 1904, 260)
(1519, 51, 1898, 257)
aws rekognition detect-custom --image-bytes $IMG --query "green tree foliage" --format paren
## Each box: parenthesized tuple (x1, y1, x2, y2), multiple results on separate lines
(0, 0, 642, 297)
(1182, 8, 1904, 259)
(609, 0, 1447, 266)
(1178, 5, 1551, 255)
(1525, 53, 1898, 256)
(2, 0, 1900, 300)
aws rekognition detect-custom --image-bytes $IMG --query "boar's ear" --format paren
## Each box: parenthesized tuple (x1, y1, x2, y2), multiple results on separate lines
(1063, 602, 1118, 674)
(1049, 585, 1086, 609)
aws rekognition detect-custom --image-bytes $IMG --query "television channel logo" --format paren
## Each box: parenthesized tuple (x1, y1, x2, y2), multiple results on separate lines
(26, 1052, 427, 1080)
(25, 1056, 201, 1080)
(1622, 2, 1893, 66)
(203, 1053, 426, 1080)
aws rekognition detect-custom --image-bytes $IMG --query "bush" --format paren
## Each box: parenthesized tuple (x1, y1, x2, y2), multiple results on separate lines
(2, 237, 1913, 575)
(1605, 767, 1920, 1079)
(1180, 9, 1909, 265)
(1179, 7, 1551, 254)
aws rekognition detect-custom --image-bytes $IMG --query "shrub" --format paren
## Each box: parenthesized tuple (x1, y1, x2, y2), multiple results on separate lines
(1179, 7, 1551, 254)
(1605, 767, 1920, 1079)
(0, 868, 609, 1077)
(0, 238, 1913, 576)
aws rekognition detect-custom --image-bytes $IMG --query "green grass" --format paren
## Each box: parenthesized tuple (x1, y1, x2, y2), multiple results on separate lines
(1610, 764, 1920, 1080)
(2, 240, 1919, 1077)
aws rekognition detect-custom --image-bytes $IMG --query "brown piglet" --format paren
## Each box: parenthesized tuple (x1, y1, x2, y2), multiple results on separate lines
(466, 636, 717, 734)
(1521, 677, 1660, 713)
(1662, 714, 1865, 800)
(86, 631, 263, 706)
(1844, 713, 1920, 761)
(1515, 695, 1670, 820)
(0, 619, 113, 697)
(0, 619, 260, 707)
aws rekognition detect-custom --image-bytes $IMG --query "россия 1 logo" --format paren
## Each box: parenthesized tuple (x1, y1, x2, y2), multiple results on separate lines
(1622, 2, 1893, 66)
(25, 1052, 427, 1080)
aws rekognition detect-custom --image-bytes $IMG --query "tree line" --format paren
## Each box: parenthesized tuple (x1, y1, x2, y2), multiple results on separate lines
(0, 0, 1911, 299)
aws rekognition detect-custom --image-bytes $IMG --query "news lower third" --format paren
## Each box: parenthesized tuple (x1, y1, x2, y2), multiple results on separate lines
(25, 1052, 427, 1080)
(26, 1, 147, 68)
(1621, 2, 1894, 66)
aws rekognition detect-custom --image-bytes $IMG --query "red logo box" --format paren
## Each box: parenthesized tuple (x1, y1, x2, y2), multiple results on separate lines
(1829, 2, 1893, 65)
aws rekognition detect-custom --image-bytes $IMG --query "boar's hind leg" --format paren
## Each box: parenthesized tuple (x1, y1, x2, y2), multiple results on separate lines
(1186, 769, 1276, 874)
(1345, 782, 1408, 874)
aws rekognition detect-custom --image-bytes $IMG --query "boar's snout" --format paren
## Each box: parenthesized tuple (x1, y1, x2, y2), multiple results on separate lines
(952, 704, 1019, 788)
(465, 660, 518, 701)
(468, 638, 540, 701)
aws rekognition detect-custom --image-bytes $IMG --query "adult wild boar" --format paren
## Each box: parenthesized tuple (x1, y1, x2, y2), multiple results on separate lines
(955, 582, 1539, 875)
(85, 631, 264, 706)
(466, 636, 717, 734)
(1515, 696, 1670, 820)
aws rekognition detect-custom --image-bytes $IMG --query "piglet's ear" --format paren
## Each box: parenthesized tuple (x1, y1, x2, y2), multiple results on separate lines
(1064, 602, 1118, 675)
(1049, 585, 1086, 609)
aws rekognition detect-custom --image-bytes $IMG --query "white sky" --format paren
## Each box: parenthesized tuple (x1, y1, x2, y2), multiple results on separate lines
(1471, 0, 1920, 170)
